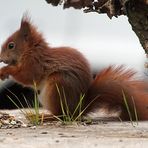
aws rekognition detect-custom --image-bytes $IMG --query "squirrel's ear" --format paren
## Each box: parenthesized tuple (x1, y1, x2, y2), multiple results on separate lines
(20, 15, 31, 41)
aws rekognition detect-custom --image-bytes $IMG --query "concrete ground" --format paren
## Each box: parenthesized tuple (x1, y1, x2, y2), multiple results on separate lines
(0, 110, 148, 148)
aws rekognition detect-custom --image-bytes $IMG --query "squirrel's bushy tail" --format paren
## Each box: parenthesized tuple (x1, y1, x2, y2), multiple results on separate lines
(84, 66, 148, 120)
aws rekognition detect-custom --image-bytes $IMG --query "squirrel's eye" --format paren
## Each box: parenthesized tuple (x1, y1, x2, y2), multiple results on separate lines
(7, 42, 15, 49)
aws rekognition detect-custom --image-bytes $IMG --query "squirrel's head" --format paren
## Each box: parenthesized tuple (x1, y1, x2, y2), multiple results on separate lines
(0, 14, 46, 66)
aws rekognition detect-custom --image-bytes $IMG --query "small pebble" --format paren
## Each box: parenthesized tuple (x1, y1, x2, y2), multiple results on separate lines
(55, 140, 60, 143)
(10, 120, 17, 125)
(21, 123, 27, 128)
(41, 131, 48, 134)
(6, 132, 13, 135)
(30, 126, 37, 129)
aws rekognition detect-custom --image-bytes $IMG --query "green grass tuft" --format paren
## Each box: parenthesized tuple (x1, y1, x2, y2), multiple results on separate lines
(6, 82, 41, 126)
(122, 90, 139, 126)
(55, 84, 99, 124)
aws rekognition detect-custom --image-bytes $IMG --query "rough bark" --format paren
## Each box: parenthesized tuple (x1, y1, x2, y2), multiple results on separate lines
(126, 0, 148, 53)
(45, 0, 148, 53)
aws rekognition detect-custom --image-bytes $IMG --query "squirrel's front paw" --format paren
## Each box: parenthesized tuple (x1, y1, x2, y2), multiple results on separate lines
(0, 69, 9, 80)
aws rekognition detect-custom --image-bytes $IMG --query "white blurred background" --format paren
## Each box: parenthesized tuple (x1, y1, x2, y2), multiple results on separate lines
(0, 0, 146, 74)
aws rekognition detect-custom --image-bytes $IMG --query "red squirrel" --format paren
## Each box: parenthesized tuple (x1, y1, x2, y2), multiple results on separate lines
(0, 14, 148, 120)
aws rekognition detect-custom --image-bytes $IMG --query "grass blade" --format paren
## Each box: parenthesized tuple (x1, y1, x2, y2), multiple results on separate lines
(131, 96, 138, 125)
(6, 88, 25, 109)
(56, 84, 66, 122)
(122, 90, 133, 126)
(71, 94, 85, 120)
(7, 95, 25, 115)
(74, 95, 100, 121)
(62, 87, 71, 122)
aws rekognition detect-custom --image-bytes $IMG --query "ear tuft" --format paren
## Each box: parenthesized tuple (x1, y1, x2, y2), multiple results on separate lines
(20, 12, 32, 41)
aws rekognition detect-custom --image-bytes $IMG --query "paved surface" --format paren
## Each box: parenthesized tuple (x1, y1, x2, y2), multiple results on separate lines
(0, 110, 148, 148)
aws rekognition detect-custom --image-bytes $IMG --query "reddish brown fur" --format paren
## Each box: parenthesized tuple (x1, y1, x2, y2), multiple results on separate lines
(0, 15, 148, 120)
(85, 66, 148, 120)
